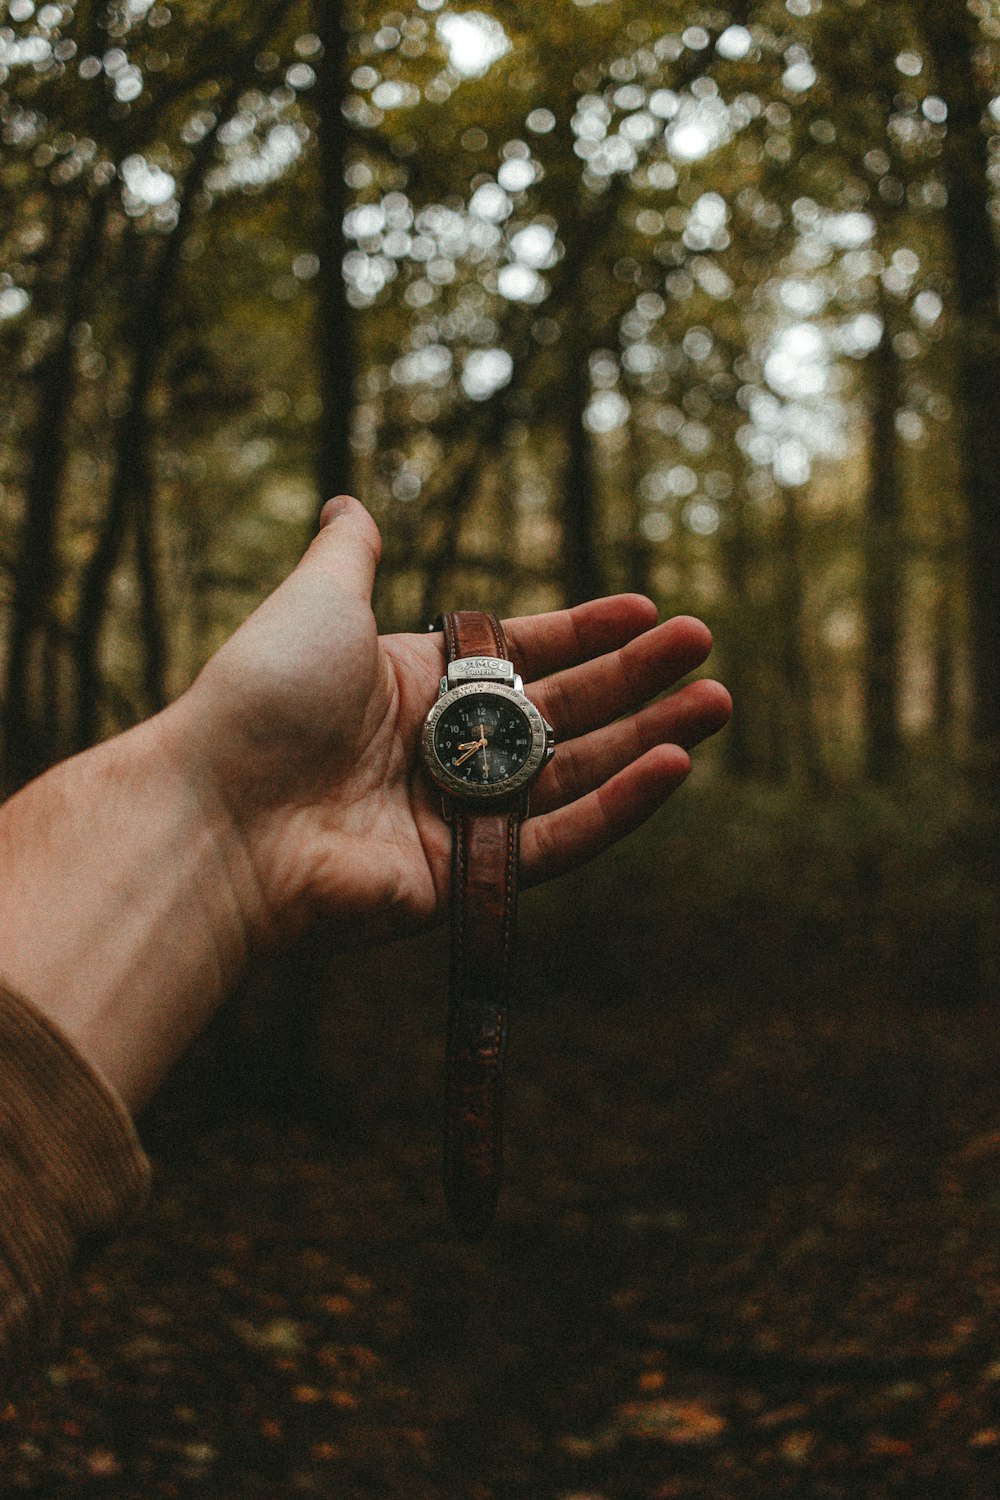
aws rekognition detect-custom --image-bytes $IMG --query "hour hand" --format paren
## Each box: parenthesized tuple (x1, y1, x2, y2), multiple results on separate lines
(452, 738, 486, 767)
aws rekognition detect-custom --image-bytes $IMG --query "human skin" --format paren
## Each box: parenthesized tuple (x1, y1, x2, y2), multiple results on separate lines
(0, 495, 731, 1114)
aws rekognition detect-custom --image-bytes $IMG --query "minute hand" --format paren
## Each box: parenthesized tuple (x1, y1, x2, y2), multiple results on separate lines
(453, 738, 487, 767)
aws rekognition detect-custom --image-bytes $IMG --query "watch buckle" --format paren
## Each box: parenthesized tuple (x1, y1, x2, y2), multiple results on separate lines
(445, 657, 516, 688)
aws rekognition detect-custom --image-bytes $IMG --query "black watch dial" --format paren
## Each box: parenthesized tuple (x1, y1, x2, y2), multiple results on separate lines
(433, 693, 534, 786)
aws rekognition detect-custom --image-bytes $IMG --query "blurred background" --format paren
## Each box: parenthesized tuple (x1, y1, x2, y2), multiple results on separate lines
(5, 1, 1000, 1495)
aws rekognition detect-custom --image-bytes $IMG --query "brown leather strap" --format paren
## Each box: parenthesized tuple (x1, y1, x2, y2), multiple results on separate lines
(440, 609, 508, 665)
(444, 809, 519, 1237)
(436, 610, 520, 1238)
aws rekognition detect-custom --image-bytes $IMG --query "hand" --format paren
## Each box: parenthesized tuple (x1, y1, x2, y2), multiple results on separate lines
(163, 495, 732, 950)
(0, 493, 730, 1110)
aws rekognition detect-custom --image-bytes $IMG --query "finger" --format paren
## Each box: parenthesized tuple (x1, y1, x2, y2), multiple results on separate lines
(530, 678, 732, 816)
(302, 494, 383, 602)
(521, 744, 691, 886)
(502, 594, 658, 681)
(530, 615, 713, 741)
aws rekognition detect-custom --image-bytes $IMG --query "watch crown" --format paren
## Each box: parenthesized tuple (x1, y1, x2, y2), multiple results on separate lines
(543, 720, 555, 763)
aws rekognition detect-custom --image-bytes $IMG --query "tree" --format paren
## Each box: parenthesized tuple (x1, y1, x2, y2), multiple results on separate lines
(913, 0, 1000, 750)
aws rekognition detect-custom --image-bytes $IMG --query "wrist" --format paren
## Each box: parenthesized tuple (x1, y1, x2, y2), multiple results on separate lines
(0, 709, 263, 1112)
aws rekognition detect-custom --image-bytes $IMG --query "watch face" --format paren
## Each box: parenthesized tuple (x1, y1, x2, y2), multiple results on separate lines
(433, 693, 533, 787)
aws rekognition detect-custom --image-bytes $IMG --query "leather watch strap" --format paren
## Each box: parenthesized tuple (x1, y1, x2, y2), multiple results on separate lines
(440, 609, 508, 664)
(437, 610, 520, 1238)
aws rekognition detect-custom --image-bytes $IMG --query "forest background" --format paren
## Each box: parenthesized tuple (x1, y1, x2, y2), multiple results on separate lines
(5, 0, 1000, 1495)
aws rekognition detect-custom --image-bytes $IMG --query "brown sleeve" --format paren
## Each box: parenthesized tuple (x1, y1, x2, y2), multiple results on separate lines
(0, 981, 150, 1374)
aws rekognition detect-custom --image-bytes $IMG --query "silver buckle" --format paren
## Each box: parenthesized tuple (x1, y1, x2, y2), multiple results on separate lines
(445, 657, 516, 687)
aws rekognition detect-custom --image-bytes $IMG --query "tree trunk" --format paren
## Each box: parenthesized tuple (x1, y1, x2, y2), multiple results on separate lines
(777, 485, 827, 792)
(720, 481, 756, 780)
(932, 568, 957, 747)
(862, 316, 903, 782)
(72, 230, 167, 736)
(73, 236, 156, 745)
(314, 1, 354, 511)
(561, 338, 603, 606)
(72, 11, 290, 745)
(916, 2, 1000, 749)
(623, 430, 653, 600)
(134, 481, 167, 713)
(3, 192, 110, 784)
(418, 433, 497, 626)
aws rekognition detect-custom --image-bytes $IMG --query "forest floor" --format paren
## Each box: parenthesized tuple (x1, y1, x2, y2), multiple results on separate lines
(3, 813, 1000, 1499)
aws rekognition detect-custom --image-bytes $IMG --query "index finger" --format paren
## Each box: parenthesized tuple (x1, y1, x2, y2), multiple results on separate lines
(502, 594, 658, 682)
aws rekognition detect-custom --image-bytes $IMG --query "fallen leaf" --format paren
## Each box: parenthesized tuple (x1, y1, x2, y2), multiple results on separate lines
(85, 1449, 121, 1477)
(293, 1384, 323, 1404)
(779, 1430, 814, 1464)
(868, 1435, 911, 1457)
(616, 1398, 727, 1444)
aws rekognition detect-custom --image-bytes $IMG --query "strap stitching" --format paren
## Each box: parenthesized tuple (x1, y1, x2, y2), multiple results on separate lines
(486, 610, 506, 660)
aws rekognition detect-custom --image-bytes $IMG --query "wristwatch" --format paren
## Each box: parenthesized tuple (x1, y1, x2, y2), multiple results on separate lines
(421, 610, 554, 1238)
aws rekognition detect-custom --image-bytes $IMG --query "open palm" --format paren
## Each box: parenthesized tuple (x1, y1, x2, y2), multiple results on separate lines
(172, 497, 732, 950)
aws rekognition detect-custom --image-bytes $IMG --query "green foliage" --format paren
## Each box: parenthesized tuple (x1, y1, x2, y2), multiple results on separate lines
(1, 0, 999, 787)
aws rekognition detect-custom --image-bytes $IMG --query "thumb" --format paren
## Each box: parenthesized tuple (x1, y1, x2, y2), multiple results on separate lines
(305, 494, 383, 602)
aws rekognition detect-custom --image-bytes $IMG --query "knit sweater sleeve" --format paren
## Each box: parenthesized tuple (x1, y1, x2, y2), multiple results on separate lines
(0, 981, 150, 1375)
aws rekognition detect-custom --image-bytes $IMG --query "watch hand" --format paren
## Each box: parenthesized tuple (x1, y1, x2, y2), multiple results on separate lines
(453, 738, 487, 767)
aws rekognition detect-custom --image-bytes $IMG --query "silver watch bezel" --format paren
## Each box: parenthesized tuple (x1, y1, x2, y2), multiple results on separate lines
(421, 680, 550, 802)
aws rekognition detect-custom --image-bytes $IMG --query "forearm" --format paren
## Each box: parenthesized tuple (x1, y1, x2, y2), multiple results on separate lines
(0, 981, 150, 1377)
(0, 710, 258, 1114)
